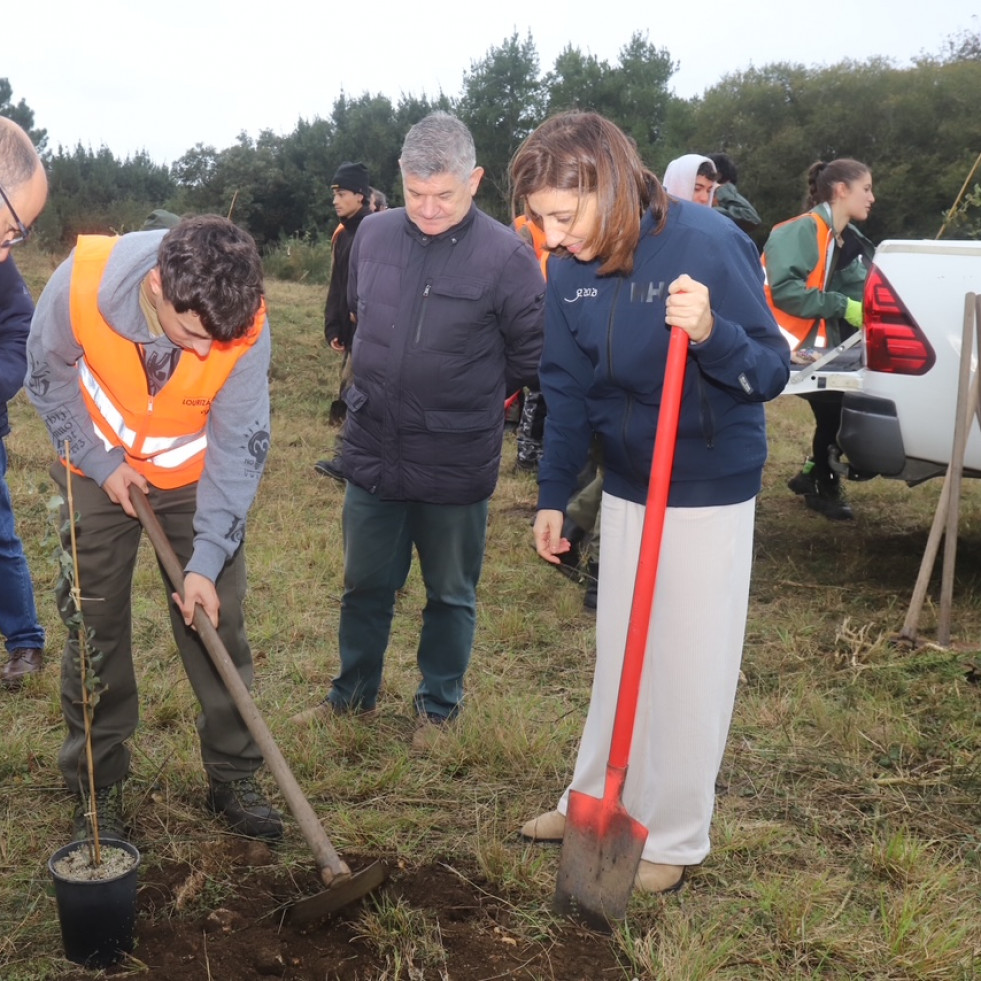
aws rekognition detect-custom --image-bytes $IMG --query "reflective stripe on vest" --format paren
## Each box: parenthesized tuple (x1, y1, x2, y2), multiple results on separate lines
(68, 234, 264, 488)
(762, 209, 834, 348)
(77, 356, 209, 469)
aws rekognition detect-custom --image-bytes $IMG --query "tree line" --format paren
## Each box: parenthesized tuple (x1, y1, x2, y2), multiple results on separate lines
(3, 28, 980, 256)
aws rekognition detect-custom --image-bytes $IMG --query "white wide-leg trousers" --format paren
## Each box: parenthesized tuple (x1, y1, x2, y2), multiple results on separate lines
(557, 492, 755, 866)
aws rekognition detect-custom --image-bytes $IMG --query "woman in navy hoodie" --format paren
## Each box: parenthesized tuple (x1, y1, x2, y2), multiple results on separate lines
(511, 112, 789, 893)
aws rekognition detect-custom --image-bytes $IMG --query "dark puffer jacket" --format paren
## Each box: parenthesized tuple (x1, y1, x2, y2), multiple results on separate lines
(1, 257, 34, 439)
(344, 204, 544, 504)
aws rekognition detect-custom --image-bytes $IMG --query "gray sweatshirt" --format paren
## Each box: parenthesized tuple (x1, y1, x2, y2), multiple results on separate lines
(26, 230, 271, 582)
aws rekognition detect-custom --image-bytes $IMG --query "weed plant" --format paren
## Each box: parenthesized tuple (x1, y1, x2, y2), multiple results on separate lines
(1, 246, 979, 978)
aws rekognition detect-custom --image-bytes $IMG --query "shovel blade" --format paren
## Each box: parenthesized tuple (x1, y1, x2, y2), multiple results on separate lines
(285, 861, 386, 928)
(553, 789, 647, 932)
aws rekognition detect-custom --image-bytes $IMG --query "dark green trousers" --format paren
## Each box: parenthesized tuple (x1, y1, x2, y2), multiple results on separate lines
(52, 466, 262, 793)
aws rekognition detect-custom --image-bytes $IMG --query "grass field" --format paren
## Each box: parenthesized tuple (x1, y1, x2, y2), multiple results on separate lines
(1, 246, 979, 979)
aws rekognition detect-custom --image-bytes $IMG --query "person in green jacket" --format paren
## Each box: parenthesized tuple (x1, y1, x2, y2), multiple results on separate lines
(708, 153, 761, 233)
(763, 158, 875, 520)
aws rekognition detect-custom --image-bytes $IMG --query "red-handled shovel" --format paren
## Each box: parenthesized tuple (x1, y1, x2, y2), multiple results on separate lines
(553, 325, 690, 932)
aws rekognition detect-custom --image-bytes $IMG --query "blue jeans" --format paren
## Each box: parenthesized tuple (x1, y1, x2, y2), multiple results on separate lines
(330, 482, 489, 718)
(0, 439, 44, 653)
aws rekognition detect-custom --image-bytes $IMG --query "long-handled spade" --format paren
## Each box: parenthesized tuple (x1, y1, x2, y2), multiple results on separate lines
(130, 489, 385, 926)
(553, 325, 689, 932)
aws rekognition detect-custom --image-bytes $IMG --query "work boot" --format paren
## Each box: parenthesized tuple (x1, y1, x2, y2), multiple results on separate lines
(72, 782, 126, 841)
(207, 776, 283, 840)
(787, 459, 817, 496)
(803, 475, 854, 521)
(314, 456, 345, 482)
(519, 809, 565, 842)
(1, 648, 44, 689)
(634, 861, 686, 894)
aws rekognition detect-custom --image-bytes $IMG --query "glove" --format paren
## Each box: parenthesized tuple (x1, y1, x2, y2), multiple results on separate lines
(844, 298, 863, 328)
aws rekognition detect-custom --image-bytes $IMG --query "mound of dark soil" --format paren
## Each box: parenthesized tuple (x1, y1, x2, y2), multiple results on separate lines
(60, 842, 622, 980)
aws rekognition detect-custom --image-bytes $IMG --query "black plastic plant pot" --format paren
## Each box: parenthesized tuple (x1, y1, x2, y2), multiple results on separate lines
(49, 838, 141, 968)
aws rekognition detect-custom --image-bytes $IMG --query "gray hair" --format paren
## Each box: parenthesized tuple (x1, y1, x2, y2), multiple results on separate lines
(399, 112, 476, 182)
(0, 118, 41, 190)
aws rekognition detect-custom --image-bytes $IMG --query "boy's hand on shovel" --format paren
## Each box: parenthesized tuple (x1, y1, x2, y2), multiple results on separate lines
(103, 463, 149, 517)
(665, 274, 714, 344)
(174, 572, 220, 628)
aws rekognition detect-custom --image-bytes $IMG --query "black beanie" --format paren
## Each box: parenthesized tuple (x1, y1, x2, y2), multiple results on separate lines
(331, 161, 371, 199)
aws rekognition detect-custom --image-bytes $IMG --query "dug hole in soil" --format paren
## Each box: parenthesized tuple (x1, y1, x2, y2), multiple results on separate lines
(57, 840, 623, 980)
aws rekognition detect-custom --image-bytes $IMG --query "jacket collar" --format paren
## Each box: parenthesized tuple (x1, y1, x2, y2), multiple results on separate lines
(404, 202, 477, 245)
(340, 204, 372, 235)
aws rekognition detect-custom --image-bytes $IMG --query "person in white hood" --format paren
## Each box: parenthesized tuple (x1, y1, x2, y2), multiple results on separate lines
(662, 154, 718, 205)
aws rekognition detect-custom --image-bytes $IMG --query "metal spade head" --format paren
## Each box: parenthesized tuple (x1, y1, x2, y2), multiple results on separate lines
(552, 788, 647, 933)
(285, 861, 387, 928)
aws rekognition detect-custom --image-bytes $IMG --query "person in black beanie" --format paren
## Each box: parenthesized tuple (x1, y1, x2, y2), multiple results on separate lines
(315, 161, 372, 481)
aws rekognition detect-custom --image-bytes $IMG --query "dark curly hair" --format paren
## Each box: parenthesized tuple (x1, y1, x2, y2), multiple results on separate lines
(157, 216, 263, 341)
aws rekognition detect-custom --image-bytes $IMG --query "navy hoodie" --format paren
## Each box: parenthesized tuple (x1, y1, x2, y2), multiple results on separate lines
(537, 200, 790, 513)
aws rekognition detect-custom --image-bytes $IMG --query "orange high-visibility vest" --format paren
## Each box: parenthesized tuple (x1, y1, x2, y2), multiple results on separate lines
(762, 209, 834, 347)
(512, 215, 549, 280)
(68, 234, 265, 488)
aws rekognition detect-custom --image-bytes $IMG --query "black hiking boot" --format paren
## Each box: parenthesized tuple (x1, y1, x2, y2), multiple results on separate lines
(787, 459, 818, 496)
(208, 775, 284, 840)
(72, 782, 126, 841)
(803, 476, 854, 521)
(314, 456, 345, 482)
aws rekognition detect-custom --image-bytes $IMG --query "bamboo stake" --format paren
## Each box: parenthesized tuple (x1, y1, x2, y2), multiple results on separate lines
(63, 441, 102, 865)
(936, 150, 981, 240)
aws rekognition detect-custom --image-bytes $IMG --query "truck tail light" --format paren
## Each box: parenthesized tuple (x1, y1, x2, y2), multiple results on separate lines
(863, 265, 936, 375)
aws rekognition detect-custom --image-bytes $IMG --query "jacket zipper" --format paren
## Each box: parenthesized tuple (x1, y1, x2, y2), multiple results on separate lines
(414, 281, 432, 345)
(605, 280, 623, 384)
(605, 280, 653, 483)
(696, 374, 715, 449)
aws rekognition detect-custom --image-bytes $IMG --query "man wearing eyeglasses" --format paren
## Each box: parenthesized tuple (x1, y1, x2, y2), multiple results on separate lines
(0, 116, 48, 689)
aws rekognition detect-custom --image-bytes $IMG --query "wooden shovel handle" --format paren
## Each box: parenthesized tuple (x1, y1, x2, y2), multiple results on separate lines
(129, 488, 350, 887)
(608, 326, 689, 771)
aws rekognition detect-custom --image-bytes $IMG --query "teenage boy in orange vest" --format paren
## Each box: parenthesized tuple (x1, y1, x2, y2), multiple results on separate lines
(25, 216, 282, 842)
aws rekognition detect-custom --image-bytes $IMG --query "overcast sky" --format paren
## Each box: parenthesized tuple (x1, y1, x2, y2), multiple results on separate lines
(6, 1, 979, 166)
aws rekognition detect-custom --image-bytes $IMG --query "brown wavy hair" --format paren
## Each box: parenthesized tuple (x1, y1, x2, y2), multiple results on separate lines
(509, 112, 666, 277)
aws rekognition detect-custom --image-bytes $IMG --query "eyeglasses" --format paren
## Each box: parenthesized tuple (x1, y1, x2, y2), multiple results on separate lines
(0, 181, 31, 249)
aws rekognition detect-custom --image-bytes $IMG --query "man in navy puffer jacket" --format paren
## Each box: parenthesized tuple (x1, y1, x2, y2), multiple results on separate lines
(292, 114, 544, 745)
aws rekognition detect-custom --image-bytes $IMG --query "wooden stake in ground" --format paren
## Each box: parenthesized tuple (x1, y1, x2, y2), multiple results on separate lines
(898, 294, 979, 646)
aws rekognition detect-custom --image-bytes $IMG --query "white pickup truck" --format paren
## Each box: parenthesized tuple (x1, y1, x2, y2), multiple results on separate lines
(781, 239, 981, 483)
